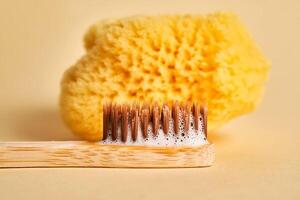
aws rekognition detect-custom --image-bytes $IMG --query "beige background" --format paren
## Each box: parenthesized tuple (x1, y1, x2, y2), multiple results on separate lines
(0, 0, 299, 199)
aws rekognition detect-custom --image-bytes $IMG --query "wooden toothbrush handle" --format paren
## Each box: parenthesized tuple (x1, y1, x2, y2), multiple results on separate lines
(0, 141, 214, 168)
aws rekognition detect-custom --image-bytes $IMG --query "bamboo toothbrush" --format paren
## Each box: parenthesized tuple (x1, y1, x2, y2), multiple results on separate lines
(0, 102, 214, 168)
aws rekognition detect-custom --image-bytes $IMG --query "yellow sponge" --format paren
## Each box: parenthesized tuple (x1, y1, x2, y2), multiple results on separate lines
(60, 12, 270, 141)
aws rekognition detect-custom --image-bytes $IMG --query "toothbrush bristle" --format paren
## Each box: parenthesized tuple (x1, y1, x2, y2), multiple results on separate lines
(102, 102, 207, 143)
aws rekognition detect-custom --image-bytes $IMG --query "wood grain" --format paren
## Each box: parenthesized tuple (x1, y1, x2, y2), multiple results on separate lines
(0, 141, 214, 168)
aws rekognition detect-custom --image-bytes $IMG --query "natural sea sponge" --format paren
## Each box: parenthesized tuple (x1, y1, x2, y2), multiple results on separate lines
(60, 12, 270, 141)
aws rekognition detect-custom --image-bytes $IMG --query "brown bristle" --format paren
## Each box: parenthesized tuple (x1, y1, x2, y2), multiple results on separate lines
(182, 103, 191, 133)
(130, 103, 139, 142)
(141, 104, 150, 138)
(121, 104, 129, 142)
(152, 102, 160, 136)
(200, 105, 207, 138)
(192, 102, 199, 130)
(102, 102, 207, 142)
(162, 104, 170, 135)
(172, 101, 180, 135)
(111, 104, 120, 141)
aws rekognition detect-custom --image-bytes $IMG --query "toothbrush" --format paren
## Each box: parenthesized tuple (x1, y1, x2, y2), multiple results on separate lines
(0, 102, 214, 168)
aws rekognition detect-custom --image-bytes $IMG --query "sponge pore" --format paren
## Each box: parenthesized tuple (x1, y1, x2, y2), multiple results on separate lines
(60, 12, 269, 141)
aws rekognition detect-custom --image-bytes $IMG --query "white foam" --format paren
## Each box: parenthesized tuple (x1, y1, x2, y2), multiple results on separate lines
(100, 110, 208, 147)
